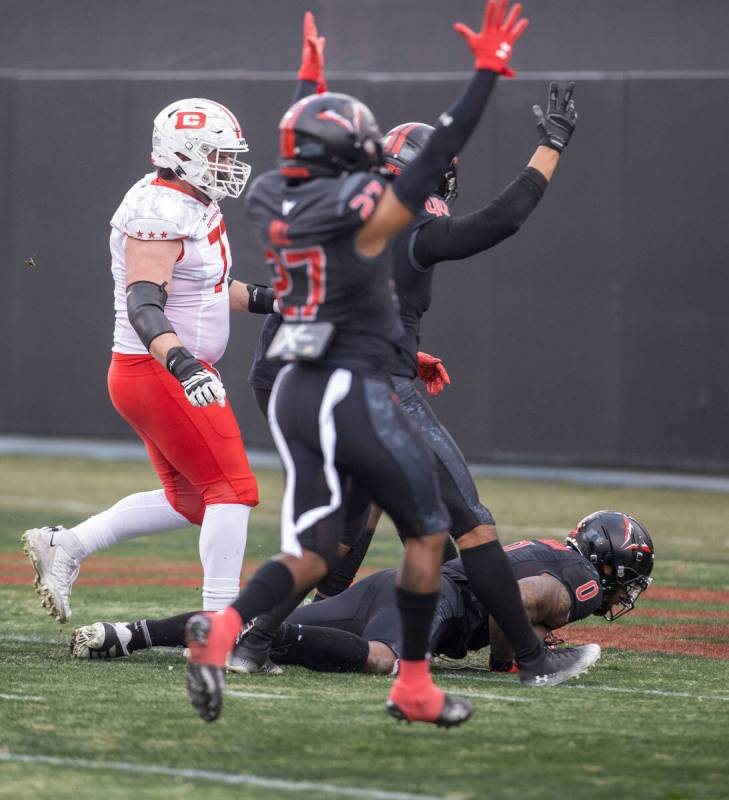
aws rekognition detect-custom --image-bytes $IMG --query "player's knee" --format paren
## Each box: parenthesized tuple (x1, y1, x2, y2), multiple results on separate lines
(456, 524, 498, 549)
(202, 478, 259, 508)
(363, 641, 396, 675)
(164, 488, 204, 526)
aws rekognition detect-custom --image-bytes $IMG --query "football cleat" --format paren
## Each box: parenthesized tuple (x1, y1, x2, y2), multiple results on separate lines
(226, 644, 283, 675)
(185, 613, 233, 722)
(70, 622, 132, 659)
(385, 692, 473, 728)
(22, 526, 80, 623)
(518, 643, 601, 687)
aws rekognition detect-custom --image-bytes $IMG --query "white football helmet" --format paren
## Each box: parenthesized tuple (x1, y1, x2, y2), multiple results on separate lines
(151, 98, 251, 202)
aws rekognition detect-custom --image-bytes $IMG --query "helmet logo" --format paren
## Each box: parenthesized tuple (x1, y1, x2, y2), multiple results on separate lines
(175, 111, 207, 130)
(620, 516, 634, 549)
(316, 110, 355, 133)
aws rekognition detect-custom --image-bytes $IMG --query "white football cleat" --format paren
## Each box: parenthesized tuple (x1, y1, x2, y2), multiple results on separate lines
(22, 526, 81, 624)
(71, 622, 133, 659)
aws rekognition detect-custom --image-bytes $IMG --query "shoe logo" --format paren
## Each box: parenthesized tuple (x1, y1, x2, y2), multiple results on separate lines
(534, 674, 550, 684)
(282, 200, 296, 216)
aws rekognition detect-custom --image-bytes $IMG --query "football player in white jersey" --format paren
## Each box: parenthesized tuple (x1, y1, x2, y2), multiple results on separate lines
(23, 98, 275, 623)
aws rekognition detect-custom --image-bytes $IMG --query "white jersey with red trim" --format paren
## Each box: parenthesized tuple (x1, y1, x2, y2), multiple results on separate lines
(109, 172, 232, 364)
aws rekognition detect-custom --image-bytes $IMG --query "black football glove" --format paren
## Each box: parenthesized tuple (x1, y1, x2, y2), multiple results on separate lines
(532, 81, 577, 153)
(166, 346, 226, 408)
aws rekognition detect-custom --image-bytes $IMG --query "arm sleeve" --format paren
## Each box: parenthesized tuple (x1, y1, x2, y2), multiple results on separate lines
(292, 79, 318, 104)
(412, 167, 548, 268)
(393, 70, 498, 213)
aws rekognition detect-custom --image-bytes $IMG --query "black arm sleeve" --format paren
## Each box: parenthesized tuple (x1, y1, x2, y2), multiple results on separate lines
(393, 70, 498, 213)
(412, 166, 548, 268)
(292, 79, 318, 105)
(126, 280, 175, 350)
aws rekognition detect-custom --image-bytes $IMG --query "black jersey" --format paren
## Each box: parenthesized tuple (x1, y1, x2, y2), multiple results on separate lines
(435, 539, 603, 658)
(389, 195, 450, 378)
(245, 170, 404, 374)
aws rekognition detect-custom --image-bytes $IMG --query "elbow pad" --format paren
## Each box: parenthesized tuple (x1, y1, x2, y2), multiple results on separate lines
(126, 280, 175, 350)
(246, 284, 276, 315)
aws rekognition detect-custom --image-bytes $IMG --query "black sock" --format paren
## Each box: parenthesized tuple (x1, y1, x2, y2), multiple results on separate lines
(237, 590, 309, 660)
(396, 587, 439, 661)
(231, 559, 295, 623)
(460, 540, 541, 663)
(129, 612, 198, 650)
(271, 623, 370, 672)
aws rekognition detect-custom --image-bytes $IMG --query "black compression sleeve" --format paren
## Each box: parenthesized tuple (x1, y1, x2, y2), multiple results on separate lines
(126, 280, 175, 350)
(393, 70, 498, 213)
(412, 167, 548, 268)
(292, 79, 318, 104)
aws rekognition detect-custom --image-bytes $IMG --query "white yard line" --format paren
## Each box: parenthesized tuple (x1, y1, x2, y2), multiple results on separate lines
(456, 691, 532, 703)
(0, 634, 66, 645)
(0, 494, 101, 514)
(225, 690, 292, 700)
(0, 753, 442, 800)
(565, 684, 729, 702)
(0, 694, 47, 702)
(438, 673, 729, 702)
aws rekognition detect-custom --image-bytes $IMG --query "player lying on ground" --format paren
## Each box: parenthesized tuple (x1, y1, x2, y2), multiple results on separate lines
(240, 11, 585, 682)
(22, 99, 279, 623)
(71, 511, 654, 675)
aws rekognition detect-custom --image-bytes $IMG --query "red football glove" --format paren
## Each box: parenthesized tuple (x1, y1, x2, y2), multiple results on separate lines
(297, 10, 328, 93)
(453, 0, 529, 77)
(417, 351, 451, 397)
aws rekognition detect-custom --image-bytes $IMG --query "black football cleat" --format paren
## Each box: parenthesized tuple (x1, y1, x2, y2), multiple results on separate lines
(386, 693, 474, 728)
(518, 643, 601, 687)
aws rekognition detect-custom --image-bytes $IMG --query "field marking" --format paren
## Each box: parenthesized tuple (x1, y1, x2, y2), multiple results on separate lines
(438, 673, 729, 703)
(0, 694, 47, 702)
(565, 684, 729, 702)
(225, 690, 292, 700)
(456, 691, 532, 703)
(0, 753, 442, 800)
(0, 634, 66, 645)
(0, 494, 101, 514)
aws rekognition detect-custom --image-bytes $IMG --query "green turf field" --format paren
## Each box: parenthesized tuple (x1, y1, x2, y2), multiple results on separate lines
(2, 454, 729, 800)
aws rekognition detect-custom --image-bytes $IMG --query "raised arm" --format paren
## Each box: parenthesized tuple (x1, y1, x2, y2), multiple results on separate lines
(412, 82, 578, 268)
(293, 10, 327, 103)
(355, 0, 529, 257)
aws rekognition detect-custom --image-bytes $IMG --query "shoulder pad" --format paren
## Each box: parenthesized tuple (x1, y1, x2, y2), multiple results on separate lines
(561, 556, 603, 622)
(111, 173, 206, 241)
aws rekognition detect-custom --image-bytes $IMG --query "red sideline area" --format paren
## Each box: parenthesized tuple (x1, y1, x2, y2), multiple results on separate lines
(3, 552, 729, 659)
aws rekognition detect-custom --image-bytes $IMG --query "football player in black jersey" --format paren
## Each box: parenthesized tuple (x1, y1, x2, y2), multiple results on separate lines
(181, 0, 588, 728)
(242, 11, 594, 692)
(72, 511, 654, 676)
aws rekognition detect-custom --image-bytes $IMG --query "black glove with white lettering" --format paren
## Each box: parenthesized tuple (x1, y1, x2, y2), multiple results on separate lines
(166, 346, 226, 408)
(532, 81, 577, 153)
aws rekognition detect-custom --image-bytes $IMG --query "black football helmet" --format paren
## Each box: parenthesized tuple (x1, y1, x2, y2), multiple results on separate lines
(279, 92, 383, 180)
(565, 510, 655, 621)
(382, 122, 459, 205)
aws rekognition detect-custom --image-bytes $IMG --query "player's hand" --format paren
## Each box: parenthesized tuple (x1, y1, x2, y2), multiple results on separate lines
(489, 655, 518, 673)
(453, 0, 528, 77)
(167, 346, 227, 408)
(298, 10, 327, 93)
(417, 351, 451, 397)
(533, 82, 577, 153)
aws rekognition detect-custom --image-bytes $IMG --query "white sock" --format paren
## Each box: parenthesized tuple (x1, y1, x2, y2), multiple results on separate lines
(59, 490, 192, 559)
(199, 503, 250, 611)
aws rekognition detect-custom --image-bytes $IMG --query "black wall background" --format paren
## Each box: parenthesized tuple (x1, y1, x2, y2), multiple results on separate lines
(2, 1, 729, 471)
